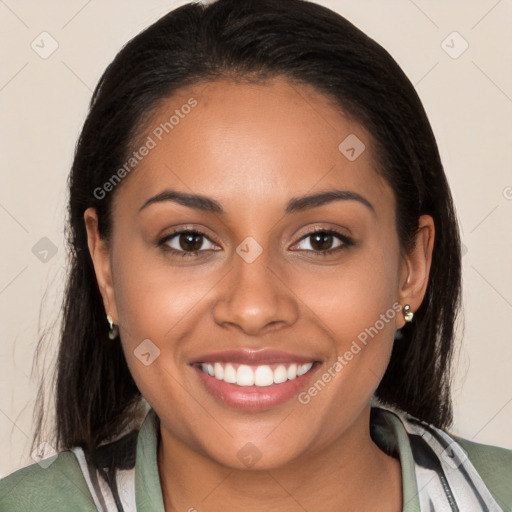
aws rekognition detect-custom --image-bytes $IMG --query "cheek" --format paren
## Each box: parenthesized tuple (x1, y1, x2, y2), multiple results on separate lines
(112, 238, 215, 343)
(292, 242, 400, 345)
(291, 240, 401, 406)
(109, 242, 223, 406)
(338, 246, 401, 373)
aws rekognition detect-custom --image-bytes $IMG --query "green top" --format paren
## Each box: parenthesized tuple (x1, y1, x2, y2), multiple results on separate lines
(1, 407, 511, 511)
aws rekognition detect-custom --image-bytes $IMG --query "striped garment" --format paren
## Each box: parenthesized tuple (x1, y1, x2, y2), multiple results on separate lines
(70, 406, 508, 512)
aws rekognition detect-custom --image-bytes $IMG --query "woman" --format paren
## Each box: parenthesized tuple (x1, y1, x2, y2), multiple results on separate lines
(1, 0, 510, 510)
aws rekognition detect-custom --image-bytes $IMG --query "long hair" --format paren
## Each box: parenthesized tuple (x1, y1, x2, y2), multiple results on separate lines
(34, 0, 462, 459)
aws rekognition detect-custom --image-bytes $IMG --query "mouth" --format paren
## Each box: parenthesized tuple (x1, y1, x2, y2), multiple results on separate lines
(189, 350, 321, 411)
(193, 361, 316, 386)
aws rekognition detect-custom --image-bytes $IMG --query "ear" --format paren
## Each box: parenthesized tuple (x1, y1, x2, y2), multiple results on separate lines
(84, 207, 118, 323)
(397, 214, 435, 329)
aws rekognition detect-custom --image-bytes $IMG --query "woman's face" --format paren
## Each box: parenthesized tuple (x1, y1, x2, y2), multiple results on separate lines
(85, 77, 433, 469)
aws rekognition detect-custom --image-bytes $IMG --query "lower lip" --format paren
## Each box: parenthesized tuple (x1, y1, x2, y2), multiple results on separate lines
(191, 363, 320, 411)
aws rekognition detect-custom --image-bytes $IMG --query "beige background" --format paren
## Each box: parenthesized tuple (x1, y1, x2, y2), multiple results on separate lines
(1, 0, 511, 477)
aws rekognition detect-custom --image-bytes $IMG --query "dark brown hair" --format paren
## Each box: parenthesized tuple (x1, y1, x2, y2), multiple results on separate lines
(35, 0, 462, 461)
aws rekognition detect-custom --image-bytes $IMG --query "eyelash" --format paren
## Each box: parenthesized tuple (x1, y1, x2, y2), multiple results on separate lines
(158, 228, 354, 259)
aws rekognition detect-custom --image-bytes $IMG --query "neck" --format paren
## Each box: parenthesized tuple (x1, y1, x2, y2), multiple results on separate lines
(157, 406, 402, 512)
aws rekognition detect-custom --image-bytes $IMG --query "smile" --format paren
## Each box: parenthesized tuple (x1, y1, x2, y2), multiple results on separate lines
(196, 361, 315, 387)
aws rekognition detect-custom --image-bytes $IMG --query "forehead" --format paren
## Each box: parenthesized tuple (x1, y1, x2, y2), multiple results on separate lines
(113, 77, 392, 217)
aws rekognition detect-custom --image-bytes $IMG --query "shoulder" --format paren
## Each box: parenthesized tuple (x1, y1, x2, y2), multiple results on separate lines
(0, 451, 96, 512)
(0, 422, 143, 512)
(373, 405, 512, 509)
(453, 435, 512, 510)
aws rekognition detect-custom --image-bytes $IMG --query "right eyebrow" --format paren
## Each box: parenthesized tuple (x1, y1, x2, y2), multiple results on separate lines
(138, 189, 224, 214)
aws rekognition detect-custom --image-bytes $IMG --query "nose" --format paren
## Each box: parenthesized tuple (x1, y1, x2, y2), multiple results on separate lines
(212, 249, 300, 336)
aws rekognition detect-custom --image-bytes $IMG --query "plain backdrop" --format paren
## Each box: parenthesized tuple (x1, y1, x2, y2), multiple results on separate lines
(0, 0, 511, 477)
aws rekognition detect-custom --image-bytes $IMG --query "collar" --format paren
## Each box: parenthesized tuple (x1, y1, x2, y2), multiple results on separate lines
(91, 405, 502, 511)
(132, 407, 421, 511)
(135, 409, 165, 511)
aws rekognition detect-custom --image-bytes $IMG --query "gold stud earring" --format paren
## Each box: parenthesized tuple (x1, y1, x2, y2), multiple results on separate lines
(402, 304, 414, 322)
(106, 313, 119, 340)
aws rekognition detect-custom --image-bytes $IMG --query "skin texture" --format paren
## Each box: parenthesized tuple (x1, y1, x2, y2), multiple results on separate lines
(85, 77, 434, 511)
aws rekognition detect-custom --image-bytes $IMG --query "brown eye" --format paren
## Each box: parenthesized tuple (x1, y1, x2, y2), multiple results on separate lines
(310, 232, 335, 251)
(293, 229, 353, 255)
(159, 230, 219, 257)
(178, 232, 204, 251)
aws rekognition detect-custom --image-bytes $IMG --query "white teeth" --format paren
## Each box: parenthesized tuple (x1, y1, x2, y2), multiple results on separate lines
(214, 362, 224, 380)
(254, 365, 274, 387)
(297, 362, 313, 376)
(236, 365, 254, 386)
(199, 361, 315, 386)
(223, 363, 237, 383)
(287, 364, 297, 380)
(273, 365, 288, 384)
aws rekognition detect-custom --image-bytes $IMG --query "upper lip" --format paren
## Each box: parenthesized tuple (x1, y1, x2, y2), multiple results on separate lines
(189, 349, 319, 366)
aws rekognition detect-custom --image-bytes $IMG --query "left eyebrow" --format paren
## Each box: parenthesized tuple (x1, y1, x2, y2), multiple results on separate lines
(285, 189, 375, 216)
